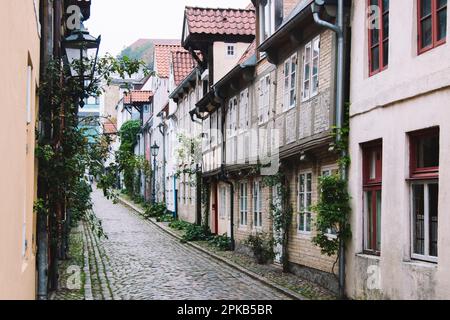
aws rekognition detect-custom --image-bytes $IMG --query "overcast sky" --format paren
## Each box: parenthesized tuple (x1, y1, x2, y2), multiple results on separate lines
(85, 0, 252, 56)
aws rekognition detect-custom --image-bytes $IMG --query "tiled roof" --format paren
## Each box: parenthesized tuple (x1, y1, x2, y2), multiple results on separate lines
(184, 6, 256, 37)
(103, 123, 117, 135)
(238, 40, 256, 64)
(155, 43, 183, 78)
(123, 90, 153, 105)
(171, 50, 196, 86)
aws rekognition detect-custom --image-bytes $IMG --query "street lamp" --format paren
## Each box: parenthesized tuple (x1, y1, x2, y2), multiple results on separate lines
(63, 22, 101, 108)
(150, 141, 160, 204)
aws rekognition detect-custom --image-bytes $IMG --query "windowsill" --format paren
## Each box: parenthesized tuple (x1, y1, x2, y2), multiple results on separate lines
(238, 225, 248, 231)
(297, 231, 312, 239)
(253, 226, 263, 232)
(356, 253, 381, 261)
(403, 259, 438, 268)
(283, 105, 296, 113)
(301, 93, 319, 104)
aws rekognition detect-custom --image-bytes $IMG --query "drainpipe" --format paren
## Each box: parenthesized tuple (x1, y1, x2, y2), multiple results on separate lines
(158, 118, 167, 203)
(214, 87, 235, 250)
(312, 0, 347, 299)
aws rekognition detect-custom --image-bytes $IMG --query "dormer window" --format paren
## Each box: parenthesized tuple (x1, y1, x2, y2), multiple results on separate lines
(259, 0, 276, 43)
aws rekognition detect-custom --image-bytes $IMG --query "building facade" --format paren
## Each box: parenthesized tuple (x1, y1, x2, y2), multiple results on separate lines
(347, 0, 450, 299)
(0, 0, 41, 300)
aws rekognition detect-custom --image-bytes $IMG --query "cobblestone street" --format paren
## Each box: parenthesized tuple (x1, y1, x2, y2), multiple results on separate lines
(87, 189, 291, 300)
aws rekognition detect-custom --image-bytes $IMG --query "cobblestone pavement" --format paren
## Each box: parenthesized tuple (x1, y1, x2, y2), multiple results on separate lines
(90, 189, 291, 300)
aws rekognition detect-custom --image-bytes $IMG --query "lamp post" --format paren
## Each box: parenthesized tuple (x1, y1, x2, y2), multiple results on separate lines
(150, 141, 160, 205)
(63, 21, 101, 108)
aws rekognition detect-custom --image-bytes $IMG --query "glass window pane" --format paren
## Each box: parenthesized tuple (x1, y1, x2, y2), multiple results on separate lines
(383, 0, 389, 12)
(429, 183, 439, 257)
(438, 8, 447, 41)
(421, 0, 432, 18)
(366, 191, 374, 250)
(417, 134, 439, 168)
(413, 185, 425, 255)
(299, 214, 305, 231)
(307, 173, 312, 192)
(421, 17, 433, 48)
(376, 190, 382, 251)
(438, 0, 447, 8)
(383, 13, 389, 39)
(371, 28, 380, 46)
(371, 46, 380, 72)
(383, 40, 389, 67)
(306, 213, 312, 232)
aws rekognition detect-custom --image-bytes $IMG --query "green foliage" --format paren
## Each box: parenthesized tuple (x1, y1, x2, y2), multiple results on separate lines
(182, 224, 212, 242)
(156, 214, 175, 223)
(37, 53, 148, 245)
(245, 233, 275, 264)
(169, 220, 191, 231)
(117, 120, 150, 198)
(262, 173, 293, 270)
(331, 102, 351, 169)
(312, 174, 352, 257)
(208, 234, 232, 251)
(143, 202, 168, 219)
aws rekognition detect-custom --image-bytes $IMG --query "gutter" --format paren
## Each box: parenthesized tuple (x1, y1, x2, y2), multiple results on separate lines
(214, 87, 235, 250)
(312, 0, 347, 300)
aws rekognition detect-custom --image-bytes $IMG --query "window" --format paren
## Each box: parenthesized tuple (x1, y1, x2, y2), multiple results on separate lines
(227, 97, 238, 137)
(298, 172, 312, 233)
(219, 186, 227, 219)
(259, 0, 276, 43)
(240, 182, 248, 226)
(239, 89, 249, 130)
(363, 141, 383, 255)
(368, 0, 389, 75)
(321, 167, 339, 237)
(302, 37, 320, 101)
(283, 54, 298, 111)
(418, 0, 447, 53)
(258, 75, 270, 124)
(226, 44, 235, 57)
(26, 65, 33, 124)
(409, 128, 439, 263)
(253, 181, 263, 228)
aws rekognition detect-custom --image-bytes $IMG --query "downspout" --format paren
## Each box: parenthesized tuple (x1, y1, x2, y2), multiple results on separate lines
(312, 0, 347, 299)
(158, 117, 167, 203)
(214, 87, 235, 250)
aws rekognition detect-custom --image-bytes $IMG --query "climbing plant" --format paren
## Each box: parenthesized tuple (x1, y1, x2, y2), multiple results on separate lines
(263, 171, 293, 271)
(312, 102, 352, 262)
(36, 54, 148, 248)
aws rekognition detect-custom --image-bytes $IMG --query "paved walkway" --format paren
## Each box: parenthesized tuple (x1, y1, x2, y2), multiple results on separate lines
(91, 189, 291, 300)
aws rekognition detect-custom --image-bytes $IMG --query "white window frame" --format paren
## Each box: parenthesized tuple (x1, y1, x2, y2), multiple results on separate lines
(411, 180, 439, 264)
(283, 53, 298, 111)
(298, 171, 313, 234)
(226, 44, 236, 57)
(258, 75, 270, 125)
(253, 180, 263, 229)
(321, 165, 339, 238)
(239, 182, 248, 227)
(219, 186, 227, 220)
(26, 65, 33, 124)
(239, 88, 249, 131)
(259, 0, 276, 43)
(302, 36, 320, 102)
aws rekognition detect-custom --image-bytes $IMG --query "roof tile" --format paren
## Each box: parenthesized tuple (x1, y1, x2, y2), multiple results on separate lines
(171, 51, 196, 86)
(185, 6, 256, 37)
(155, 43, 183, 78)
(124, 90, 153, 105)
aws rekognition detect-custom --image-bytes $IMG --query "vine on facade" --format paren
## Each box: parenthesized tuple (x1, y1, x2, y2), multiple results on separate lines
(262, 172, 293, 271)
(312, 102, 352, 259)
